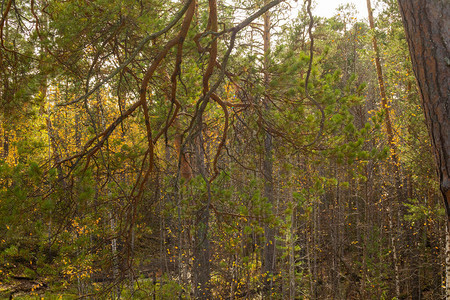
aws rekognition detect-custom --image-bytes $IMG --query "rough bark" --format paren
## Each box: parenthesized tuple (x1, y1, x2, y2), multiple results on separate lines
(397, 0, 450, 297)
(397, 0, 449, 223)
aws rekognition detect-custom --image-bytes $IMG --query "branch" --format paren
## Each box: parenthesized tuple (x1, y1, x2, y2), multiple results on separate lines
(57, 0, 194, 107)
(133, 0, 196, 205)
(302, 0, 324, 148)
(230, 0, 284, 33)
(0, 0, 13, 49)
(181, 0, 285, 160)
(59, 1, 197, 173)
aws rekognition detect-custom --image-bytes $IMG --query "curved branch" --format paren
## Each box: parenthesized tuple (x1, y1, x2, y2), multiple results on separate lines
(136, 0, 196, 200)
(57, 0, 195, 107)
(0, 0, 13, 50)
(182, 0, 285, 159)
(58, 0, 196, 174)
(302, 0, 324, 148)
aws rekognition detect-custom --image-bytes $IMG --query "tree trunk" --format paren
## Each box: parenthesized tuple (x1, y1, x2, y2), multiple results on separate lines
(289, 199, 296, 300)
(262, 0, 276, 296)
(366, 0, 402, 296)
(193, 129, 211, 300)
(174, 127, 192, 181)
(2, 130, 8, 160)
(366, 0, 397, 153)
(447, 224, 450, 299)
(397, 0, 450, 297)
(397, 0, 450, 220)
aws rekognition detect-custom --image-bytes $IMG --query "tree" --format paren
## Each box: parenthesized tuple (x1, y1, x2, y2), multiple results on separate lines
(262, 0, 276, 295)
(397, 0, 449, 224)
(397, 0, 450, 296)
(366, 0, 401, 296)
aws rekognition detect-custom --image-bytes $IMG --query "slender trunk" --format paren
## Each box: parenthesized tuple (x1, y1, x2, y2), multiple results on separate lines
(2, 130, 8, 160)
(366, 0, 397, 154)
(174, 126, 192, 181)
(262, 0, 275, 295)
(306, 183, 317, 299)
(40, 74, 55, 268)
(361, 172, 369, 298)
(174, 118, 192, 290)
(2, 59, 9, 161)
(110, 210, 120, 298)
(334, 166, 342, 298)
(306, 214, 314, 299)
(447, 224, 450, 299)
(192, 0, 212, 296)
(193, 127, 211, 300)
(289, 200, 296, 300)
(173, 128, 189, 292)
(313, 191, 319, 299)
(387, 203, 400, 297)
(366, 0, 402, 296)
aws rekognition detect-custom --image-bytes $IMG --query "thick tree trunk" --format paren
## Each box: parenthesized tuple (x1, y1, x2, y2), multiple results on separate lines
(397, 0, 450, 297)
(397, 0, 450, 218)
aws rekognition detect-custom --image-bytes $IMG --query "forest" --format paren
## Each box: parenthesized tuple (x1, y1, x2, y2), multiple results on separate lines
(0, 0, 449, 299)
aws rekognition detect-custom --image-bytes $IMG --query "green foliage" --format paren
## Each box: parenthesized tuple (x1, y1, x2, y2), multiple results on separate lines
(0, 0, 445, 299)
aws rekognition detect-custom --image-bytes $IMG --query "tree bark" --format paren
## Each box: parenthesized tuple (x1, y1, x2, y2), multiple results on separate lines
(397, 0, 450, 297)
(397, 0, 450, 223)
